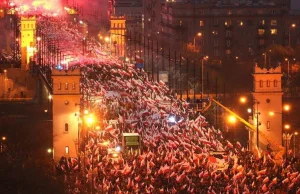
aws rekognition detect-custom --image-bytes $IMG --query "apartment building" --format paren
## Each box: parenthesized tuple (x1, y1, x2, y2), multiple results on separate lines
(153, 0, 300, 63)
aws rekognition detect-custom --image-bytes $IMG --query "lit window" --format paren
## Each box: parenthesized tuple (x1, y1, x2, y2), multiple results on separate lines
(267, 80, 270, 87)
(65, 83, 68, 90)
(260, 80, 263, 87)
(270, 29, 277, 35)
(271, 20, 277, 26)
(225, 50, 231, 55)
(225, 20, 232, 26)
(259, 20, 265, 25)
(65, 146, 69, 154)
(179, 21, 182, 26)
(267, 121, 270, 130)
(274, 80, 278, 87)
(258, 29, 265, 35)
(58, 82, 61, 90)
(65, 123, 68, 132)
(72, 82, 76, 90)
(200, 20, 204, 26)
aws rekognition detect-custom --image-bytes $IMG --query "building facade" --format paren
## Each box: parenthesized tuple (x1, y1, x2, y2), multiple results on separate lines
(152, 0, 300, 64)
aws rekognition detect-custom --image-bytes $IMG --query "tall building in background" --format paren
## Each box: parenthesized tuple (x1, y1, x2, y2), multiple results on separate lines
(143, 0, 299, 64)
(112, 0, 143, 33)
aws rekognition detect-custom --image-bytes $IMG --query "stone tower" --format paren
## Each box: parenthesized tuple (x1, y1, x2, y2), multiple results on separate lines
(20, 16, 36, 70)
(251, 65, 283, 151)
(51, 68, 81, 161)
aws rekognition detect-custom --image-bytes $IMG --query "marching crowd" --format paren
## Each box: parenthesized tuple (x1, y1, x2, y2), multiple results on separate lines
(35, 12, 300, 194)
(54, 62, 300, 193)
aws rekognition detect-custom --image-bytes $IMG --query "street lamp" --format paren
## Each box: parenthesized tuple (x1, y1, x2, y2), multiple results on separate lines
(241, 97, 260, 149)
(227, 115, 237, 142)
(193, 32, 202, 52)
(201, 56, 209, 104)
(285, 58, 290, 79)
(104, 36, 111, 55)
(289, 23, 296, 47)
(284, 124, 291, 160)
(253, 100, 260, 149)
(1, 136, 6, 153)
(294, 131, 298, 158)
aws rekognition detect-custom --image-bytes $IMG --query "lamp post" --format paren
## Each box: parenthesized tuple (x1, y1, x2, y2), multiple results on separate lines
(227, 115, 237, 142)
(193, 32, 202, 52)
(294, 131, 298, 158)
(1, 136, 6, 153)
(285, 58, 290, 79)
(254, 100, 260, 148)
(289, 23, 296, 47)
(284, 124, 291, 160)
(201, 56, 208, 104)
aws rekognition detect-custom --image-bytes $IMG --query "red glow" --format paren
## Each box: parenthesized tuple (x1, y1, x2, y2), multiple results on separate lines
(13, 0, 63, 15)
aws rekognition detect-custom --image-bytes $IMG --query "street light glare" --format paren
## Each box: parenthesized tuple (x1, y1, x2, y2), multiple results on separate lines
(86, 115, 95, 125)
(269, 111, 275, 116)
(247, 108, 252, 114)
(47, 148, 52, 153)
(284, 124, 291, 130)
(239, 97, 247, 104)
(2, 136, 6, 141)
(228, 115, 236, 124)
(283, 104, 290, 112)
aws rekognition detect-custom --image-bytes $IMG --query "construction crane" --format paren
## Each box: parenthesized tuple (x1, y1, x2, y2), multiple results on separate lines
(210, 98, 285, 164)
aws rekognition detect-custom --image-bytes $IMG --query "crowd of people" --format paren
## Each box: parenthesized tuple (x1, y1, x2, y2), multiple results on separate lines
(57, 61, 300, 193)
(35, 12, 300, 193)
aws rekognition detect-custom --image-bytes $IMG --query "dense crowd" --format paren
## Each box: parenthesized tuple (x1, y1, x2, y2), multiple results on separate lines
(35, 12, 300, 193)
(55, 61, 300, 193)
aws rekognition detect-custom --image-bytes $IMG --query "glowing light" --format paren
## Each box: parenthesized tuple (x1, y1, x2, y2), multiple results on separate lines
(13, 0, 63, 15)
(228, 115, 236, 124)
(168, 116, 176, 123)
(115, 146, 121, 152)
(239, 97, 247, 104)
